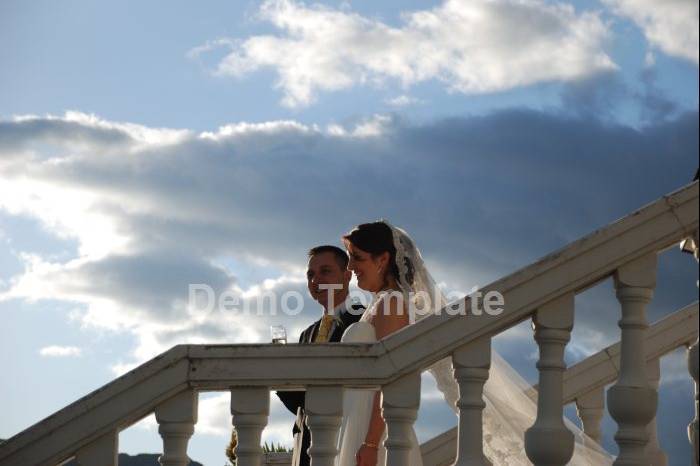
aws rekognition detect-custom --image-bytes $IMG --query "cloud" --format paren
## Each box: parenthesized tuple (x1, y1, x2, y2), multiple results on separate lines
(1, 109, 697, 463)
(636, 66, 679, 123)
(559, 72, 629, 121)
(1, 108, 697, 371)
(558, 66, 682, 124)
(195, 0, 615, 107)
(659, 346, 694, 386)
(603, 0, 699, 63)
(385, 95, 424, 107)
(1, 109, 697, 287)
(38, 345, 82, 357)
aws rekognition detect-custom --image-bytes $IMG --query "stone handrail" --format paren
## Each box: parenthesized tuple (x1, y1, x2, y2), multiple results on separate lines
(419, 301, 699, 466)
(0, 181, 697, 466)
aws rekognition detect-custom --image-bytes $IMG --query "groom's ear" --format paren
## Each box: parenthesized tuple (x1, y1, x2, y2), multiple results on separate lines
(343, 268, 352, 284)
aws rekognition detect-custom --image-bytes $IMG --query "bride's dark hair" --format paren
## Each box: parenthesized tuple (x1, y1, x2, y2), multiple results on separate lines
(343, 221, 400, 280)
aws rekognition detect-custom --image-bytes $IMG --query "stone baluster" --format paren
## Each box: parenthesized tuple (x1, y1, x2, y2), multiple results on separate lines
(452, 337, 492, 466)
(575, 387, 605, 446)
(689, 338, 699, 466)
(155, 389, 198, 466)
(525, 293, 575, 466)
(381, 371, 421, 466)
(645, 357, 668, 466)
(305, 386, 343, 466)
(74, 430, 118, 466)
(230, 387, 270, 466)
(607, 253, 658, 466)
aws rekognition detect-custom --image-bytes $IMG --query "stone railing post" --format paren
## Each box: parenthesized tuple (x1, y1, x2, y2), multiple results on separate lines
(305, 386, 343, 466)
(382, 371, 421, 466)
(452, 336, 492, 466)
(74, 430, 118, 466)
(575, 387, 605, 446)
(231, 387, 270, 466)
(683, 228, 699, 466)
(645, 358, 668, 466)
(525, 293, 575, 466)
(155, 389, 198, 466)
(608, 253, 658, 466)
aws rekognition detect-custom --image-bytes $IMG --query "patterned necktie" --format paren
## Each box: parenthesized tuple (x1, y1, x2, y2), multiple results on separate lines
(314, 314, 336, 343)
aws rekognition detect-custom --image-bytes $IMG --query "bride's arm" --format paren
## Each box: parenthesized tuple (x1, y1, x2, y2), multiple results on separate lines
(361, 296, 410, 454)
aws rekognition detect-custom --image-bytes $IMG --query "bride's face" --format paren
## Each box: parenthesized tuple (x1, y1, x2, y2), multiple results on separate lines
(345, 241, 389, 292)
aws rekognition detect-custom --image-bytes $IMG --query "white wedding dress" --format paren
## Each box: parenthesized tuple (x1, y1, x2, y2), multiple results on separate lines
(335, 293, 423, 466)
(334, 221, 614, 466)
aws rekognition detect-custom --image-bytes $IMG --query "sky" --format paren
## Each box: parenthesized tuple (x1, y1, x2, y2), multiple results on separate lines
(0, 0, 698, 465)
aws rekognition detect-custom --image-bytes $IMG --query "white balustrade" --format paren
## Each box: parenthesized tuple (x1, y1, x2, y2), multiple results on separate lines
(381, 371, 421, 466)
(575, 387, 605, 446)
(74, 431, 118, 466)
(608, 253, 658, 466)
(525, 293, 575, 466)
(231, 387, 270, 466)
(451, 337, 492, 466)
(155, 389, 198, 466)
(645, 358, 668, 466)
(305, 386, 343, 466)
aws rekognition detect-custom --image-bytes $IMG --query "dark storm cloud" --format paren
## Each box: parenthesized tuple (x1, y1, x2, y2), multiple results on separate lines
(1, 109, 697, 463)
(1, 109, 697, 340)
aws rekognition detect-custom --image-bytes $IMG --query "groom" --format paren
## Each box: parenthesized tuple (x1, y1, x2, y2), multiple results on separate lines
(276, 245, 364, 466)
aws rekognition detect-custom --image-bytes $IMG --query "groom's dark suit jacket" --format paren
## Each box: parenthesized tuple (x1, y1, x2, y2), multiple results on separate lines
(276, 303, 364, 466)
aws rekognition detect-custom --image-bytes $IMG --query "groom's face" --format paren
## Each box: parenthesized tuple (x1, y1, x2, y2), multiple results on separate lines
(307, 252, 350, 310)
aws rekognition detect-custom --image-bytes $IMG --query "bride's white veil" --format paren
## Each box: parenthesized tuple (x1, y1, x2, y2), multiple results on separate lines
(383, 220, 613, 465)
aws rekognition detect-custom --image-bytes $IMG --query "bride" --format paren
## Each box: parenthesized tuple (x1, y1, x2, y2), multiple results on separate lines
(337, 221, 422, 466)
(335, 221, 613, 466)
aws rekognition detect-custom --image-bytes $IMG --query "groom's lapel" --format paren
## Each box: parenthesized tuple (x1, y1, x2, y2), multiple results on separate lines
(309, 319, 322, 343)
(301, 318, 322, 344)
(328, 317, 344, 343)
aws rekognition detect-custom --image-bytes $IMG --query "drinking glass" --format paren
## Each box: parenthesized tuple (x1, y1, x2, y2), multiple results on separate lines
(270, 325, 287, 344)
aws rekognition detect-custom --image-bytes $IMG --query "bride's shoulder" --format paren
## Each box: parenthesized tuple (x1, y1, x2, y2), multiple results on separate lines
(370, 290, 410, 338)
(341, 321, 376, 343)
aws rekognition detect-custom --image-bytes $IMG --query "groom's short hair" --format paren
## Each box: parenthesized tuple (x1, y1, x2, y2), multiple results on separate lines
(308, 245, 349, 269)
